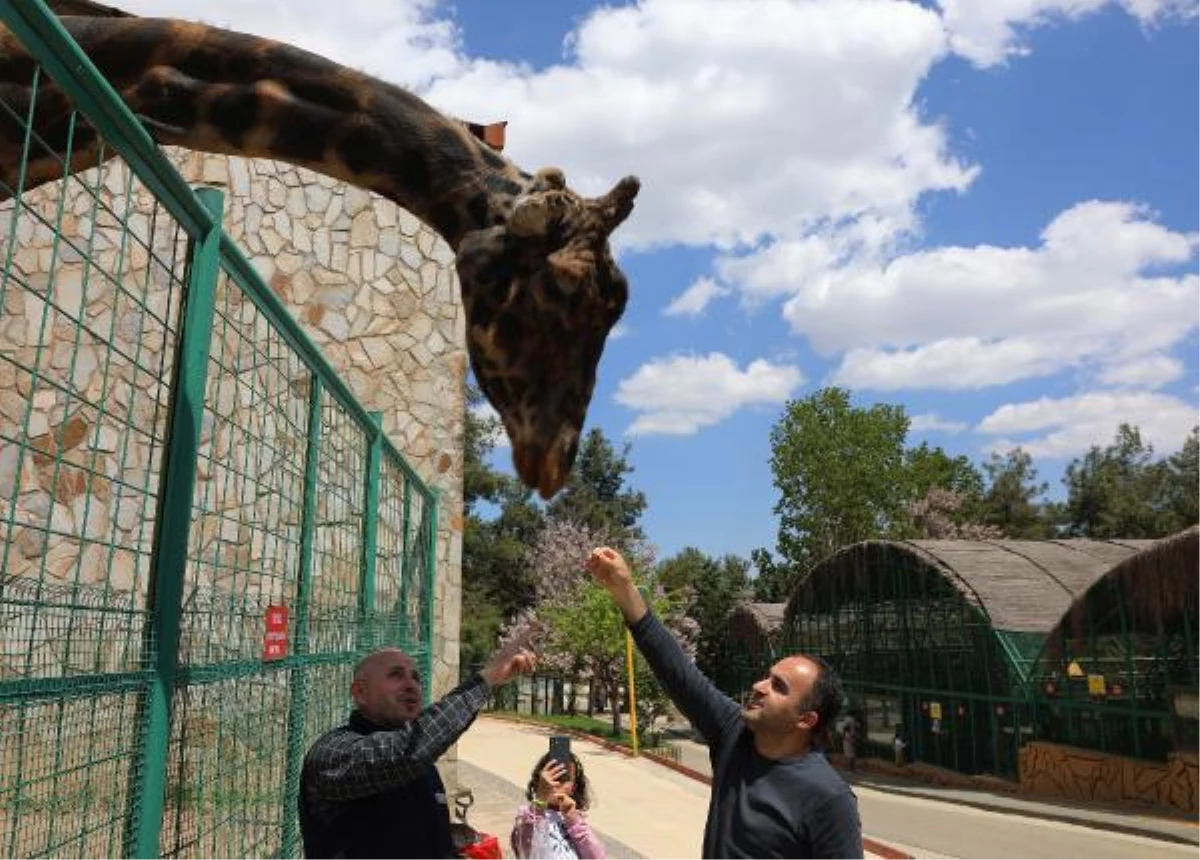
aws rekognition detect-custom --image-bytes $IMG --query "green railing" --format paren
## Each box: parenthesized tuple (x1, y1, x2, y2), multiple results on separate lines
(0, 2, 440, 857)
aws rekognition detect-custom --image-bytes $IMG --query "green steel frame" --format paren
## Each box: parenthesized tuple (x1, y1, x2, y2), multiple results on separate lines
(720, 540, 1197, 780)
(0, 3, 441, 857)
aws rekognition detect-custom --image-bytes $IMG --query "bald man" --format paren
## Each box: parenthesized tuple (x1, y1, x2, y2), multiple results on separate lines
(587, 547, 862, 859)
(300, 643, 535, 858)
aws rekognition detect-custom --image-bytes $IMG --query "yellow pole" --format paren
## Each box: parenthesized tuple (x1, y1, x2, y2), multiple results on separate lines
(625, 629, 639, 756)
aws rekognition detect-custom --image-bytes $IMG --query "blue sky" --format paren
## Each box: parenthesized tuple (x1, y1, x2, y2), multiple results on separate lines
(121, 0, 1199, 562)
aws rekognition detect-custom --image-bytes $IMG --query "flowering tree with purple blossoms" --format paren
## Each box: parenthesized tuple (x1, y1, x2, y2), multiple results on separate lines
(504, 517, 696, 741)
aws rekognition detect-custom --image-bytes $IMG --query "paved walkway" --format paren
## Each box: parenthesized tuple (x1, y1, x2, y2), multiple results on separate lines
(668, 737, 1197, 847)
(454, 716, 893, 859)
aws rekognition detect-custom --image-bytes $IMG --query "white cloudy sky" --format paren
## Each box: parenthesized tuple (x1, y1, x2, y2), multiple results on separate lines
(117, 0, 1198, 557)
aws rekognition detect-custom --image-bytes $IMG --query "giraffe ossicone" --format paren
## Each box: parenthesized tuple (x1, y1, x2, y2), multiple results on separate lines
(0, 15, 640, 497)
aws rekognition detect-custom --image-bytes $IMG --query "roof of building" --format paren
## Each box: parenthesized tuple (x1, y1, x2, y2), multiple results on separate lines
(786, 535, 1173, 633)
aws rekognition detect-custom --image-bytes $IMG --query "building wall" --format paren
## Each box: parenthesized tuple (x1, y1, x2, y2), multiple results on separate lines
(0, 148, 467, 769)
(1020, 741, 1198, 815)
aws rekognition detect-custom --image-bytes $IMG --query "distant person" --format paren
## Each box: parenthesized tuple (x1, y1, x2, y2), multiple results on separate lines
(299, 643, 535, 859)
(587, 546, 863, 859)
(842, 722, 858, 771)
(893, 727, 908, 767)
(511, 751, 606, 859)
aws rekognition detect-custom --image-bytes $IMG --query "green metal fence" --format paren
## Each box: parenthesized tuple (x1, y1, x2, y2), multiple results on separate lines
(0, 3, 439, 857)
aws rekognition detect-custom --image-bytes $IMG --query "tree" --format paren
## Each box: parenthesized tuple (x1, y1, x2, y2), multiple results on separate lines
(1064, 424, 1196, 538)
(460, 382, 544, 676)
(768, 387, 910, 574)
(657, 548, 750, 680)
(1167, 427, 1199, 528)
(906, 487, 1002, 539)
(904, 443, 985, 499)
(979, 448, 1054, 538)
(548, 428, 647, 543)
(518, 518, 694, 738)
(749, 548, 796, 602)
(899, 443, 989, 538)
(463, 383, 505, 512)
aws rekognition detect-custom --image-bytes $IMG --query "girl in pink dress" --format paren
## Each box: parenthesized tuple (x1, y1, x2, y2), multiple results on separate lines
(511, 751, 606, 859)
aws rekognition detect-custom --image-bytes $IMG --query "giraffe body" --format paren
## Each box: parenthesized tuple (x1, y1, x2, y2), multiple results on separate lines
(0, 15, 639, 497)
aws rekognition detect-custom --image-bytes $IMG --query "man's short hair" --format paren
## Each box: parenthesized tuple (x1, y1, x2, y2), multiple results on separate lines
(798, 656, 844, 732)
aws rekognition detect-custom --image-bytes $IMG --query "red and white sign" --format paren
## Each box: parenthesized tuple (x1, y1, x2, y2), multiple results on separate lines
(263, 604, 289, 661)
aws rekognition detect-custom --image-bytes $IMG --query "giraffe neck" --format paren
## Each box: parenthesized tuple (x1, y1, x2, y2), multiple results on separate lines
(40, 17, 533, 248)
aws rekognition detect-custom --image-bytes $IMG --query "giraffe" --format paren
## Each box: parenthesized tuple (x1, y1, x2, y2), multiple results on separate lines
(0, 15, 640, 498)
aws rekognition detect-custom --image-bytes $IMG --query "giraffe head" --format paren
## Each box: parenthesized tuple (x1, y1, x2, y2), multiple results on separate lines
(455, 168, 640, 498)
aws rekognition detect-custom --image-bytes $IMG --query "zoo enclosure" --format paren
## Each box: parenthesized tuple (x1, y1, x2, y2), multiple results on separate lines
(0, 2, 439, 857)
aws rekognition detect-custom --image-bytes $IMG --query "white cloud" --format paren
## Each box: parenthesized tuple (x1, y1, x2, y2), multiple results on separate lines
(756, 201, 1199, 391)
(663, 277, 730, 317)
(1097, 354, 1185, 389)
(609, 322, 633, 340)
(120, 0, 977, 254)
(937, 0, 1198, 67)
(977, 391, 1199, 458)
(909, 413, 969, 434)
(615, 353, 802, 436)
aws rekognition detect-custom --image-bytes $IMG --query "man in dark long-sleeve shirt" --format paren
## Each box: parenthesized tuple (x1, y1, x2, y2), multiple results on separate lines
(300, 643, 535, 858)
(588, 547, 863, 859)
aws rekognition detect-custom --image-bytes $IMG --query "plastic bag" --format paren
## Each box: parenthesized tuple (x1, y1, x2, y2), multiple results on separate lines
(450, 787, 503, 860)
(527, 812, 578, 860)
(460, 831, 502, 859)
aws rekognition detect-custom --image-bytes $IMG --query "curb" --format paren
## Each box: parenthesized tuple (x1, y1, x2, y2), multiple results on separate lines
(481, 714, 914, 859)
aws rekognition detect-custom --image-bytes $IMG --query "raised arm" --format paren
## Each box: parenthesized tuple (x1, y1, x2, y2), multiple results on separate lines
(307, 646, 534, 801)
(306, 675, 490, 801)
(587, 547, 741, 745)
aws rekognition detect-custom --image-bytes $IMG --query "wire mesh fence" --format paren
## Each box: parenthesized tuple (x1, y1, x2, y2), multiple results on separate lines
(0, 4, 440, 857)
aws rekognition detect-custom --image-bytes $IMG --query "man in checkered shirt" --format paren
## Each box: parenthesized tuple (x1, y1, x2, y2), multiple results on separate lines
(300, 642, 535, 858)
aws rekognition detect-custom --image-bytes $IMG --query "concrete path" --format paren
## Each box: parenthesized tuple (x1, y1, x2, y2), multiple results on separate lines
(456, 716, 896, 859)
(670, 735, 1197, 859)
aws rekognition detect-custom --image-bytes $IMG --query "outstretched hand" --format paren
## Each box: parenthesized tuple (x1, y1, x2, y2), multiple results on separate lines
(586, 546, 646, 623)
(586, 546, 633, 591)
(480, 643, 536, 687)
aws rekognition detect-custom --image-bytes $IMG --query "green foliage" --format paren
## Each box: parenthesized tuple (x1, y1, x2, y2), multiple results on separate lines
(1167, 427, 1199, 527)
(749, 547, 796, 602)
(1064, 424, 1198, 538)
(548, 428, 648, 542)
(463, 383, 505, 513)
(979, 447, 1054, 538)
(657, 547, 749, 679)
(904, 442, 985, 500)
(460, 382, 545, 675)
(768, 387, 911, 573)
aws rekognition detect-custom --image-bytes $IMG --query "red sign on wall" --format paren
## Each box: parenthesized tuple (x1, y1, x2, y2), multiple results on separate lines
(263, 605, 289, 662)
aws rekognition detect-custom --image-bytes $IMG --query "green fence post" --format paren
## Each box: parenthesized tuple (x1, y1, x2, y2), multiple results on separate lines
(280, 377, 324, 858)
(358, 412, 383, 652)
(398, 478, 413, 644)
(421, 488, 440, 700)
(125, 187, 224, 859)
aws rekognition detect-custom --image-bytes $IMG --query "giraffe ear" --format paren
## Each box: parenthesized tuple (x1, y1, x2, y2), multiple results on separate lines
(597, 176, 640, 234)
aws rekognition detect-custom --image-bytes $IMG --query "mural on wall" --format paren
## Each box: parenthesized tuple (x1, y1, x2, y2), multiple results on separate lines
(1020, 741, 1198, 815)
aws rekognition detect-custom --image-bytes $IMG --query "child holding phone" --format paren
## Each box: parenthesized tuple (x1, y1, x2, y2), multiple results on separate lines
(510, 740, 606, 859)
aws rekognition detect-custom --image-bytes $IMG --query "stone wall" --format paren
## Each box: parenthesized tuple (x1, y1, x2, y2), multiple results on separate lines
(1019, 740, 1199, 815)
(0, 148, 465, 722)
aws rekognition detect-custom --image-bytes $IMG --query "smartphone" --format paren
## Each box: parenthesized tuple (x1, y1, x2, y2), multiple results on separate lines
(548, 735, 571, 767)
